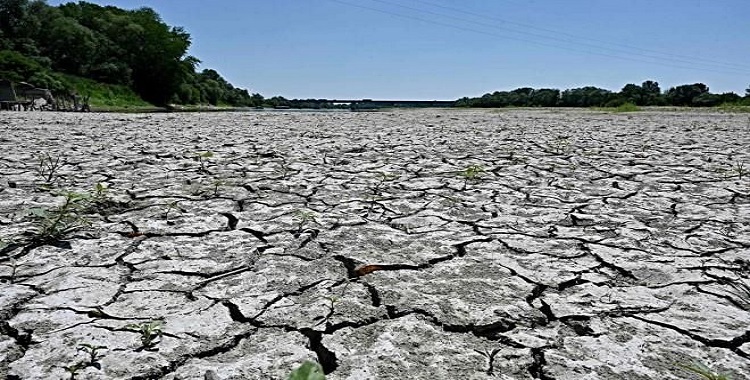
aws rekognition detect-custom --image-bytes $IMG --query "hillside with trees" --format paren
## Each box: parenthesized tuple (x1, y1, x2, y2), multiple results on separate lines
(0, 0, 263, 107)
(456, 81, 750, 108)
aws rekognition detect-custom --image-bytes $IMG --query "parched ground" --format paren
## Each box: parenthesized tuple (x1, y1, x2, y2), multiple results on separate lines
(1, 108, 749, 380)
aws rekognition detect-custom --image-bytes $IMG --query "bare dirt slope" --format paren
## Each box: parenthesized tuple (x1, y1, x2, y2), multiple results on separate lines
(1, 109, 749, 379)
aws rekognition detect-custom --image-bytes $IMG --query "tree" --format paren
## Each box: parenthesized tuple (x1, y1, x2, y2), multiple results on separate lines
(0, 48, 42, 80)
(665, 83, 709, 106)
(717, 92, 741, 104)
(529, 88, 559, 107)
(620, 83, 643, 105)
(0, 0, 27, 36)
(508, 87, 533, 106)
(641, 80, 662, 105)
(560, 86, 612, 107)
(0, 1, 257, 106)
(745, 85, 750, 97)
(43, 16, 97, 75)
(692, 93, 720, 107)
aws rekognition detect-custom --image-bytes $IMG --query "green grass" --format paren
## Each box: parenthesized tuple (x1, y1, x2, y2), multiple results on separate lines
(717, 103, 750, 113)
(62, 74, 156, 111)
(595, 102, 640, 113)
(677, 362, 731, 380)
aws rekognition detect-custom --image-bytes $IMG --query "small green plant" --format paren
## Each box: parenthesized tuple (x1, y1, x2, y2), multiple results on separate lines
(713, 165, 732, 181)
(28, 191, 91, 242)
(323, 295, 339, 313)
(195, 151, 214, 173)
(288, 361, 326, 380)
(87, 182, 117, 213)
(35, 152, 65, 184)
(125, 320, 163, 350)
(162, 200, 183, 222)
(371, 172, 399, 195)
(77, 343, 107, 369)
(551, 136, 570, 154)
(460, 164, 485, 186)
(734, 162, 746, 180)
(677, 362, 730, 380)
(294, 210, 317, 233)
(211, 179, 226, 197)
(61, 362, 84, 380)
(93, 183, 108, 199)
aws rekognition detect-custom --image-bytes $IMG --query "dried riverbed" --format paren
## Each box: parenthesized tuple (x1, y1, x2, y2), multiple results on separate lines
(1, 109, 749, 379)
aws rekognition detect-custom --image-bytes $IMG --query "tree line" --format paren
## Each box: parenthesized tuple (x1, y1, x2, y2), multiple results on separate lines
(0, 0, 262, 106)
(456, 81, 750, 108)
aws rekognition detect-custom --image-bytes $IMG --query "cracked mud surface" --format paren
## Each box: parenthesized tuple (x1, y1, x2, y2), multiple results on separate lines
(1, 108, 749, 379)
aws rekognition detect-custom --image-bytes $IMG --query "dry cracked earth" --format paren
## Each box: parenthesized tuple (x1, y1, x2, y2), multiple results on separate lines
(1, 109, 749, 380)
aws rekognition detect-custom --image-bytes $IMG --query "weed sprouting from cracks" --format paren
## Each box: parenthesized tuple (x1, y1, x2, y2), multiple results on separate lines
(735, 162, 746, 180)
(551, 135, 571, 154)
(62, 363, 84, 380)
(211, 179, 226, 197)
(460, 164, 485, 187)
(125, 320, 163, 350)
(35, 152, 65, 184)
(77, 343, 107, 369)
(28, 191, 91, 243)
(162, 200, 184, 222)
(93, 183, 108, 200)
(676, 362, 731, 380)
(195, 151, 214, 173)
(288, 360, 326, 380)
(371, 172, 399, 195)
(294, 210, 318, 234)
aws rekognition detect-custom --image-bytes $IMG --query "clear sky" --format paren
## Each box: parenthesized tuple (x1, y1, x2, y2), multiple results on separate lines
(48, 0, 750, 100)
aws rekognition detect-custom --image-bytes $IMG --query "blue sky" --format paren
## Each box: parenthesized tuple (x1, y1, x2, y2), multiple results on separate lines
(48, 0, 750, 99)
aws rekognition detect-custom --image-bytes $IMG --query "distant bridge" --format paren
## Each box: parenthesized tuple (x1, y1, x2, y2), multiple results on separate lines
(328, 99, 456, 109)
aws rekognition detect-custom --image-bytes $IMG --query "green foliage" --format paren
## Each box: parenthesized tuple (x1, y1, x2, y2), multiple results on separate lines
(162, 200, 183, 222)
(76, 343, 106, 368)
(677, 362, 730, 380)
(125, 320, 163, 349)
(195, 151, 214, 172)
(28, 191, 91, 242)
(550, 136, 571, 154)
(61, 362, 84, 379)
(598, 102, 640, 113)
(717, 103, 750, 113)
(560, 86, 613, 107)
(454, 80, 741, 109)
(460, 165, 485, 181)
(0, 0, 258, 107)
(62, 74, 151, 109)
(0, 49, 43, 80)
(28, 70, 69, 92)
(666, 83, 710, 106)
(615, 102, 640, 112)
(288, 361, 326, 380)
(93, 183, 107, 199)
(294, 210, 317, 230)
